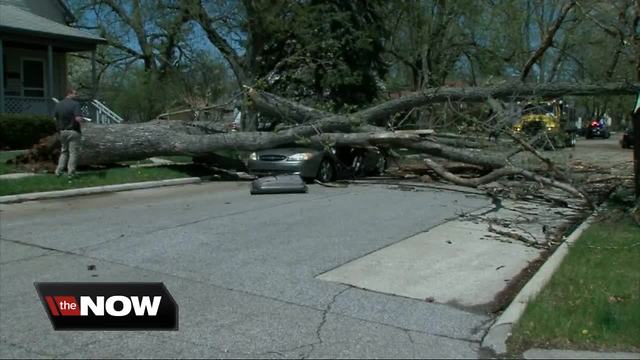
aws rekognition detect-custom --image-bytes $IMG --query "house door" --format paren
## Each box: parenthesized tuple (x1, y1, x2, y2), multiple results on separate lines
(21, 58, 45, 97)
(20, 58, 47, 114)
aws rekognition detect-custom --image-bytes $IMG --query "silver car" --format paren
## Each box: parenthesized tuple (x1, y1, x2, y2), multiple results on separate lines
(247, 145, 387, 182)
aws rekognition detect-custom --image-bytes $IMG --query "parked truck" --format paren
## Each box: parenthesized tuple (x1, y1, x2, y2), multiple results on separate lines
(512, 99, 577, 149)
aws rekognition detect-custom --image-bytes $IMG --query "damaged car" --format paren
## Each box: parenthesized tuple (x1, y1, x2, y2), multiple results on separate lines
(247, 144, 387, 182)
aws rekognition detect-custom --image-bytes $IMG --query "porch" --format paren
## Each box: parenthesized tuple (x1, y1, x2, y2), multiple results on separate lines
(0, 42, 123, 124)
(0, 39, 99, 116)
(0, 2, 106, 117)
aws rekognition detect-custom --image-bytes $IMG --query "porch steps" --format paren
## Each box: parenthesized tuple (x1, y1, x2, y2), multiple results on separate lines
(52, 97, 123, 124)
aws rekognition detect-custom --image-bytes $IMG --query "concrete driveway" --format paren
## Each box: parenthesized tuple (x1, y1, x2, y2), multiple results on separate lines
(1, 181, 501, 358)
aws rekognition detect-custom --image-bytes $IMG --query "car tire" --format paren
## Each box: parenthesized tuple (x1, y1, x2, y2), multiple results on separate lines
(316, 159, 335, 183)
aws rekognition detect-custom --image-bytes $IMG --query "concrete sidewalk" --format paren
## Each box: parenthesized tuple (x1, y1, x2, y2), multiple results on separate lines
(0, 172, 40, 180)
(318, 189, 583, 311)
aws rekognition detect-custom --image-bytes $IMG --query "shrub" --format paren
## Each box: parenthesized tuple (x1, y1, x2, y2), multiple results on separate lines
(0, 114, 56, 150)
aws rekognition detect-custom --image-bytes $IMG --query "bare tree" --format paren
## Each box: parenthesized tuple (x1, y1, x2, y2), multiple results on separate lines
(521, 0, 577, 81)
(73, 0, 192, 76)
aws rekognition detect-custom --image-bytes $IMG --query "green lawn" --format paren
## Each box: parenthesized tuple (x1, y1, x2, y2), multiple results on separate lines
(0, 164, 211, 196)
(0, 150, 27, 175)
(509, 208, 640, 353)
(0, 149, 249, 196)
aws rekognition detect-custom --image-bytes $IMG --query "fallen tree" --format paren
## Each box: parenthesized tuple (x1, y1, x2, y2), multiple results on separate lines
(247, 81, 640, 125)
(17, 122, 507, 170)
(13, 81, 640, 206)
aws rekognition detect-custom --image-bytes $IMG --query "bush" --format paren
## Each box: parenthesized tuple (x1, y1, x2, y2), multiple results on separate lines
(0, 114, 56, 150)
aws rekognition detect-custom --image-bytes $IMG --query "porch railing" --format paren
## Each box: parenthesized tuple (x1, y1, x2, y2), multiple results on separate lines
(91, 99, 123, 124)
(3, 96, 124, 125)
(52, 97, 123, 124)
(3, 96, 49, 115)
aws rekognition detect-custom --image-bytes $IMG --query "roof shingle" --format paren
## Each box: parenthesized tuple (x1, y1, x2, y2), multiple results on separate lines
(0, 4, 105, 44)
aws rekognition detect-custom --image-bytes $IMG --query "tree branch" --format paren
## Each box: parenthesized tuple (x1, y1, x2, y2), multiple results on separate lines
(424, 158, 592, 207)
(185, 0, 248, 85)
(521, 0, 576, 81)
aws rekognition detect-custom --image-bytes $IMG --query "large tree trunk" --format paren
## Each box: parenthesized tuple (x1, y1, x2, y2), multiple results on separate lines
(24, 122, 505, 170)
(45, 118, 358, 165)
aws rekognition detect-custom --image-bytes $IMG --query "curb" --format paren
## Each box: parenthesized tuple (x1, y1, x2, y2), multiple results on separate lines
(523, 348, 640, 359)
(0, 177, 205, 204)
(480, 210, 599, 355)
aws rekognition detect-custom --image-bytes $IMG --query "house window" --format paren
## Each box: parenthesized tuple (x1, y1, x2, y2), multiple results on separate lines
(21, 58, 45, 97)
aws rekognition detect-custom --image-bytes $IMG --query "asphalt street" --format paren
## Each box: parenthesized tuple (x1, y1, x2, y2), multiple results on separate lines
(1, 181, 493, 358)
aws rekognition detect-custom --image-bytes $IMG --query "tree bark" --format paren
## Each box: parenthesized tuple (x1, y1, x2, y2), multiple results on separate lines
(49, 118, 359, 165)
(245, 86, 333, 123)
(248, 82, 640, 126)
(20, 124, 506, 170)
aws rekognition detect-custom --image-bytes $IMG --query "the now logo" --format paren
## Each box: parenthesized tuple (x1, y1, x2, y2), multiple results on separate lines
(35, 283, 178, 330)
(44, 295, 162, 316)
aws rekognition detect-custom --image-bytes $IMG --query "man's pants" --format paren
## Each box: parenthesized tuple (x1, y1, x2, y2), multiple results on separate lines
(55, 130, 81, 175)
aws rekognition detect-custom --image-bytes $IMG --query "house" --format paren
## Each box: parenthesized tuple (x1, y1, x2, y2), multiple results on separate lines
(0, 0, 107, 117)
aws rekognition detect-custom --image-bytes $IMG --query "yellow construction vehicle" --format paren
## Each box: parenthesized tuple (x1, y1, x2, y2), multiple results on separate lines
(512, 99, 577, 149)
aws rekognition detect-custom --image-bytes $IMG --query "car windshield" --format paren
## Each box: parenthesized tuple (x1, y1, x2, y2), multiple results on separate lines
(522, 104, 554, 115)
(274, 142, 324, 150)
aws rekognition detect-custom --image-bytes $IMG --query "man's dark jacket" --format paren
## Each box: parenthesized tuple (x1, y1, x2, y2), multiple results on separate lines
(54, 98, 82, 133)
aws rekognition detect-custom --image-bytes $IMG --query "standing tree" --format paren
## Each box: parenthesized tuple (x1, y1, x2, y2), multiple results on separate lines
(185, 0, 389, 129)
(385, 0, 484, 90)
(70, 0, 193, 77)
(254, 0, 389, 113)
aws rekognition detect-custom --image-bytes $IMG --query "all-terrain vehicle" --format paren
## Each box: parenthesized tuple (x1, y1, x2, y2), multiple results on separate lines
(512, 99, 577, 149)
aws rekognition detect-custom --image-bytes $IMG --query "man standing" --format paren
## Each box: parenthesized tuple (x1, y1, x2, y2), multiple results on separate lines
(54, 88, 83, 178)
